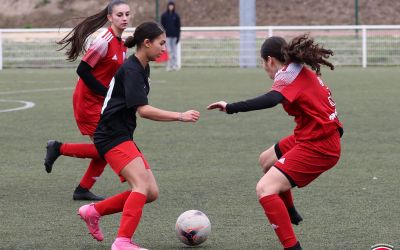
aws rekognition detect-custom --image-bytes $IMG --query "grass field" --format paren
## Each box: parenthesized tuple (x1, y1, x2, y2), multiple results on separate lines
(0, 67, 399, 250)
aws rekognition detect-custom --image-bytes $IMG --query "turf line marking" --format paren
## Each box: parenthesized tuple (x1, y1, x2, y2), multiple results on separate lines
(0, 87, 73, 113)
(0, 99, 35, 113)
(0, 87, 74, 95)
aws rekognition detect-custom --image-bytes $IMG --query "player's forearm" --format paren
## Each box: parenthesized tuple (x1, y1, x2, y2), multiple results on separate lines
(137, 105, 180, 121)
(226, 90, 283, 114)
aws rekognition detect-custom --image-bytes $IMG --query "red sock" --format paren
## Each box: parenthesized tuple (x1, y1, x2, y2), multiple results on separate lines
(279, 190, 294, 209)
(79, 158, 107, 190)
(94, 190, 131, 216)
(60, 143, 100, 159)
(117, 192, 147, 238)
(259, 194, 297, 248)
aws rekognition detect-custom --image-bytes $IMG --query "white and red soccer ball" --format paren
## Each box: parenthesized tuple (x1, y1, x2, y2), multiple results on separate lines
(175, 210, 211, 246)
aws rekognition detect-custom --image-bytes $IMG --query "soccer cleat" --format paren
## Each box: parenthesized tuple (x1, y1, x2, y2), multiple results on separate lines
(73, 189, 105, 201)
(288, 206, 303, 225)
(44, 140, 62, 173)
(78, 203, 104, 241)
(111, 237, 148, 250)
(284, 241, 302, 250)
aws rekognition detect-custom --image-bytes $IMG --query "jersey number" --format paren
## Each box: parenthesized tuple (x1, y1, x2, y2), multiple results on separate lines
(318, 77, 338, 120)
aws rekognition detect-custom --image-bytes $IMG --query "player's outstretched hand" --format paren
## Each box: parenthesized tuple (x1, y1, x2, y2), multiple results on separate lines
(207, 101, 227, 113)
(181, 110, 200, 122)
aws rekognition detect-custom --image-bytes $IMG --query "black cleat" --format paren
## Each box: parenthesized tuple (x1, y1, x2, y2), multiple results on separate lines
(44, 140, 62, 173)
(73, 188, 105, 201)
(284, 241, 302, 250)
(288, 206, 303, 225)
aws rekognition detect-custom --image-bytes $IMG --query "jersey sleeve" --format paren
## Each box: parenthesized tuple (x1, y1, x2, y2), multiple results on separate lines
(123, 69, 149, 108)
(271, 63, 303, 103)
(226, 91, 283, 114)
(82, 37, 109, 68)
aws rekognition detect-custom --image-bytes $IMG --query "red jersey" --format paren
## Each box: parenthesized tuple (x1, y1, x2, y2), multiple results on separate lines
(73, 27, 127, 124)
(271, 63, 342, 141)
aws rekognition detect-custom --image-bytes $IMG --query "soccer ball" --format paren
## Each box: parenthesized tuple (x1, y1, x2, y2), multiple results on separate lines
(175, 210, 211, 246)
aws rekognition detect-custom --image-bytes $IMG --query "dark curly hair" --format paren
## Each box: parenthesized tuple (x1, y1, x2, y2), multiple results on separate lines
(261, 34, 334, 75)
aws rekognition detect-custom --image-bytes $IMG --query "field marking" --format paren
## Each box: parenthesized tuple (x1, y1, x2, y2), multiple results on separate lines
(0, 82, 167, 96)
(0, 87, 74, 113)
(152, 80, 167, 84)
(0, 83, 167, 113)
(0, 99, 35, 113)
(0, 87, 74, 95)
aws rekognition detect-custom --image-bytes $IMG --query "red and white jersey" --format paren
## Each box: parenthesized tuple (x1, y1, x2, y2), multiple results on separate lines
(73, 27, 127, 124)
(271, 63, 342, 141)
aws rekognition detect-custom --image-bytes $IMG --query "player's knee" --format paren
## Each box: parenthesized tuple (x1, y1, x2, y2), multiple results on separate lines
(146, 185, 159, 202)
(259, 151, 274, 172)
(256, 180, 268, 199)
(259, 161, 272, 173)
(258, 153, 265, 167)
(256, 179, 279, 199)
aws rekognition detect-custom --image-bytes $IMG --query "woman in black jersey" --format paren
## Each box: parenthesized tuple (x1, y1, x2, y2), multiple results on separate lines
(77, 22, 200, 250)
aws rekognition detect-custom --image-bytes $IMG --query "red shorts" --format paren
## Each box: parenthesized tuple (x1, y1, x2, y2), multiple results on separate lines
(274, 131, 341, 188)
(104, 141, 150, 182)
(75, 121, 98, 136)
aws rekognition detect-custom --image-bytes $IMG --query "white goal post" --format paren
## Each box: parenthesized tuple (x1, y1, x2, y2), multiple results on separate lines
(0, 25, 399, 69)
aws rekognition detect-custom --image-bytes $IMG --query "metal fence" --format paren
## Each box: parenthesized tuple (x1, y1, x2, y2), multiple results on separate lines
(1, 25, 399, 69)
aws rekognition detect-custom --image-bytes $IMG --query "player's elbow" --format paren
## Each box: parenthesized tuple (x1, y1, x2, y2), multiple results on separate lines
(76, 65, 83, 77)
(137, 109, 147, 119)
(137, 105, 152, 119)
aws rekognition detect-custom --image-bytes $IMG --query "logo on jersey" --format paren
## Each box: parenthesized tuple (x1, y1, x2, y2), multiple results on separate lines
(112, 54, 118, 61)
(271, 224, 279, 230)
(278, 158, 285, 164)
(371, 244, 394, 250)
(329, 109, 338, 121)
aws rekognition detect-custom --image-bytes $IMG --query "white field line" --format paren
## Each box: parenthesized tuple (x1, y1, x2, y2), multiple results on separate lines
(0, 87, 74, 95)
(0, 99, 35, 113)
(0, 81, 166, 96)
(0, 87, 73, 113)
(0, 82, 166, 113)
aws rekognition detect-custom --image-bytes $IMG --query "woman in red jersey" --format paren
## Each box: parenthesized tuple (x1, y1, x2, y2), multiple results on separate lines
(77, 22, 200, 250)
(44, 0, 130, 201)
(207, 34, 343, 250)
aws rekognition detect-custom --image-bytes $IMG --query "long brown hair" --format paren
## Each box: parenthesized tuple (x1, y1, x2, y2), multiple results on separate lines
(261, 34, 334, 75)
(57, 0, 127, 62)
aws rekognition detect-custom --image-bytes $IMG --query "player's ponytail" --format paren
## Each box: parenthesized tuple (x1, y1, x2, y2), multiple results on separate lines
(124, 36, 137, 48)
(57, 0, 127, 62)
(283, 34, 334, 75)
(261, 34, 334, 75)
(124, 22, 165, 48)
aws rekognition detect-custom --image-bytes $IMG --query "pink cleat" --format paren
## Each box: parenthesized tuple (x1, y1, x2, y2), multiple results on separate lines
(111, 237, 148, 250)
(78, 203, 104, 241)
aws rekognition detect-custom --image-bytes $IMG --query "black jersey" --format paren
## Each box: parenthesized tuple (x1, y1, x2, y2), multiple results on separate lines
(94, 55, 150, 156)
